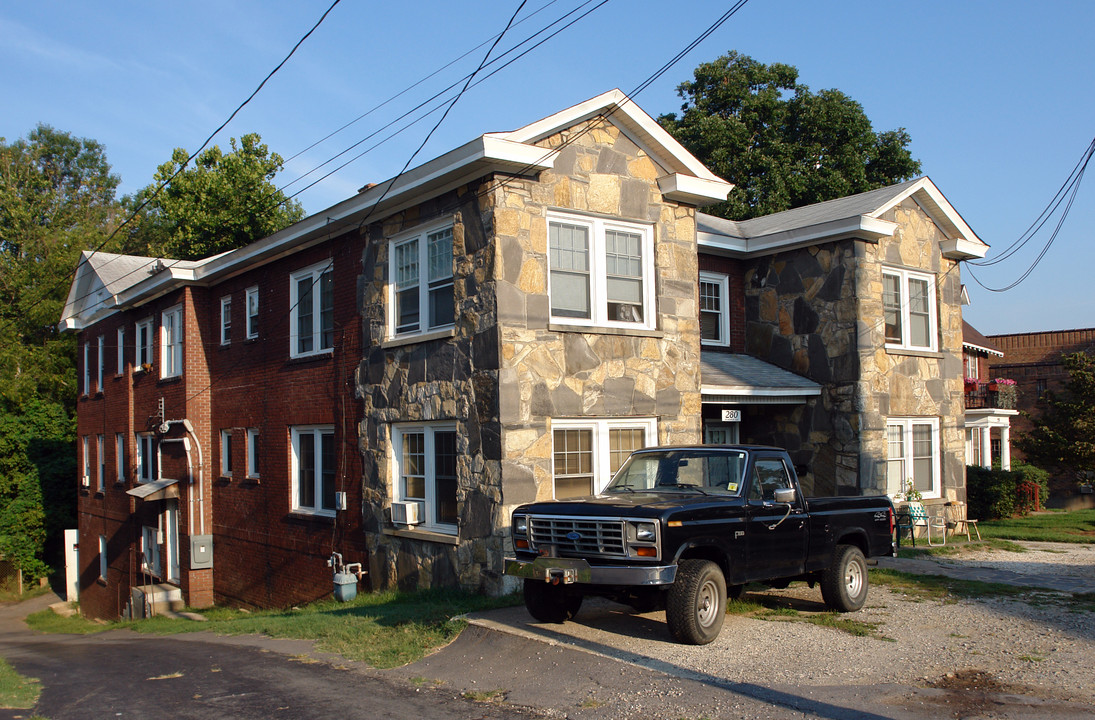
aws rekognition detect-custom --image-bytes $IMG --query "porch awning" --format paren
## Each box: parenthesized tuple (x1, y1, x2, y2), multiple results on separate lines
(126, 478, 180, 502)
(701, 353, 821, 405)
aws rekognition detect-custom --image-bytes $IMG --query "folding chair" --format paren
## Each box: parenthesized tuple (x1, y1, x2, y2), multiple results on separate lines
(894, 506, 916, 547)
(945, 501, 981, 541)
(908, 502, 946, 546)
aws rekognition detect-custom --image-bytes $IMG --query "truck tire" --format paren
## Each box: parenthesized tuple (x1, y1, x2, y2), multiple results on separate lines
(523, 580, 582, 623)
(666, 559, 726, 644)
(820, 544, 868, 612)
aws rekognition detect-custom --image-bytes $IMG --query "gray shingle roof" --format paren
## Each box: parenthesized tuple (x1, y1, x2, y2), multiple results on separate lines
(701, 352, 821, 393)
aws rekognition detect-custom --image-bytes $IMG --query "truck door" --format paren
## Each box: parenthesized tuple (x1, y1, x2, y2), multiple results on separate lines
(745, 456, 808, 580)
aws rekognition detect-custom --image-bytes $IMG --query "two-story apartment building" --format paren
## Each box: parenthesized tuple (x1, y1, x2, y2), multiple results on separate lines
(62, 90, 987, 617)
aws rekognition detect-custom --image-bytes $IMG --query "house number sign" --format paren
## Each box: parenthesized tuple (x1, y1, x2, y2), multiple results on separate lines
(720, 409, 742, 422)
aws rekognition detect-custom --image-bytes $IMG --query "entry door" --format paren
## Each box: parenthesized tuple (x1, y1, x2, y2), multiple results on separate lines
(705, 423, 739, 444)
(164, 501, 180, 582)
(745, 456, 808, 580)
(141, 525, 162, 578)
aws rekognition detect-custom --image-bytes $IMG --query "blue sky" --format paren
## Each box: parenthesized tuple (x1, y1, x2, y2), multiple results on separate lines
(3, 0, 1092, 335)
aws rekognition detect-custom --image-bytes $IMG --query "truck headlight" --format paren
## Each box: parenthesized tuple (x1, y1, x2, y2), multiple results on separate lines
(633, 522, 656, 542)
(514, 514, 528, 536)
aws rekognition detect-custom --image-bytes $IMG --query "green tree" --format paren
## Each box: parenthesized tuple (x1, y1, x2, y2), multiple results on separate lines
(126, 133, 305, 260)
(0, 125, 117, 578)
(1016, 352, 1095, 483)
(658, 51, 922, 220)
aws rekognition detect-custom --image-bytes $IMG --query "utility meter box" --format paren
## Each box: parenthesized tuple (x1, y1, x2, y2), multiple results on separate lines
(190, 535, 213, 569)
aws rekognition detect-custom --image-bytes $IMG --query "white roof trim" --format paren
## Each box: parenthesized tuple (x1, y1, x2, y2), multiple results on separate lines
(658, 174, 733, 206)
(963, 341, 1005, 357)
(699, 216, 896, 257)
(700, 385, 822, 397)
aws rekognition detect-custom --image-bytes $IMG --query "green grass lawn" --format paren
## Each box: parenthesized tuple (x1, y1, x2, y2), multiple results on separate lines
(0, 656, 40, 709)
(979, 508, 1095, 543)
(27, 588, 520, 669)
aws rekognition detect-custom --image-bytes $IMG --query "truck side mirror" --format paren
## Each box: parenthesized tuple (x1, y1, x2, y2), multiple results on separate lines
(773, 488, 796, 504)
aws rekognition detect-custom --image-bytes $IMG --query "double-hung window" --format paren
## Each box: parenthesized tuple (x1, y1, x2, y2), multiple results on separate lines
(291, 426, 335, 516)
(82, 341, 90, 395)
(886, 418, 940, 498)
(220, 430, 232, 477)
(882, 267, 937, 352)
(160, 305, 183, 378)
(81, 436, 89, 483)
(290, 262, 334, 357)
(699, 272, 730, 346)
(389, 222, 454, 338)
(551, 418, 657, 499)
(220, 296, 232, 345)
(547, 212, 655, 330)
(99, 535, 108, 581)
(247, 428, 260, 479)
(96, 336, 104, 392)
(116, 327, 125, 375)
(115, 433, 126, 483)
(392, 423, 458, 533)
(96, 434, 105, 491)
(245, 286, 259, 340)
(135, 317, 153, 369)
(136, 433, 157, 483)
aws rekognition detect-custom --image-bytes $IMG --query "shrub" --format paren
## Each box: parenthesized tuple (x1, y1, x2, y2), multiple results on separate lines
(966, 466, 1018, 520)
(1011, 462, 1050, 508)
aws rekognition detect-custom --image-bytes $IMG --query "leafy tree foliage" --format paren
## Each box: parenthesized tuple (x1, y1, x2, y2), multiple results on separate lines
(126, 133, 305, 260)
(1016, 352, 1095, 482)
(658, 51, 922, 220)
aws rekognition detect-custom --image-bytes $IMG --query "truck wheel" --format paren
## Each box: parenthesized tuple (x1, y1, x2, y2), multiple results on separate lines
(523, 580, 582, 623)
(666, 559, 726, 644)
(820, 544, 868, 612)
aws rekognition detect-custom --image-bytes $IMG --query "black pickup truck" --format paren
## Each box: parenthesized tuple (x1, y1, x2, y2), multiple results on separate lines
(505, 445, 895, 644)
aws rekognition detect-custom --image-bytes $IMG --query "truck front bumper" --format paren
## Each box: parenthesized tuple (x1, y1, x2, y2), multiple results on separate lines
(504, 556, 677, 586)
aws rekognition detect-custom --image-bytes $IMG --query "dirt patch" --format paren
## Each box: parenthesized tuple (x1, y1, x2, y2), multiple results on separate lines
(926, 668, 1017, 693)
(923, 670, 1033, 719)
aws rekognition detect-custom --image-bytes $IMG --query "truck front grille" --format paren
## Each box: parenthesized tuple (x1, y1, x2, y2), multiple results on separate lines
(528, 516, 627, 558)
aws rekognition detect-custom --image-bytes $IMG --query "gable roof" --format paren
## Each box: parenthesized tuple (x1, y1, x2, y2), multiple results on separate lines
(962, 320, 1004, 357)
(698, 177, 988, 260)
(60, 90, 732, 332)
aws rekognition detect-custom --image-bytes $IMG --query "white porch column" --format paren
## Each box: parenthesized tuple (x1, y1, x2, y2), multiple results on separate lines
(981, 428, 992, 469)
(1001, 425, 1012, 471)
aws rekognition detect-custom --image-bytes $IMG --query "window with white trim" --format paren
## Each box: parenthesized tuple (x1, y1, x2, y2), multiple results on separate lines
(160, 305, 183, 378)
(81, 436, 89, 483)
(98, 535, 108, 581)
(551, 418, 657, 499)
(391, 423, 458, 533)
(136, 433, 157, 483)
(246, 428, 260, 479)
(81, 341, 90, 395)
(388, 222, 454, 338)
(116, 433, 126, 483)
(964, 352, 979, 379)
(291, 426, 335, 516)
(886, 417, 941, 498)
(965, 427, 983, 468)
(290, 262, 334, 357)
(220, 429, 232, 477)
(245, 286, 259, 340)
(116, 327, 125, 375)
(699, 272, 730, 346)
(135, 317, 153, 368)
(547, 213, 655, 330)
(96, 336, 104, 392)
(883, 267, 937, 352)
(220, 296, 232, 345)
(96, 434, 105, 491)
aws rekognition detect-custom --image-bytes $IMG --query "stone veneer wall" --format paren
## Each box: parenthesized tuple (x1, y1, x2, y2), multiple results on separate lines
(489, 117, 703, 530)
(356, 184, 507, 593)
(742, 240, 862, 495)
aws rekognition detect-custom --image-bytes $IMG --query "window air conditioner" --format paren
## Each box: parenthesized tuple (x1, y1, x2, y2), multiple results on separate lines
(391, 501, 422, 526)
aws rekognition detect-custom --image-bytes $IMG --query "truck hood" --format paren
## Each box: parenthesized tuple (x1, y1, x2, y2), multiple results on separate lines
(514, 492, 741, 519)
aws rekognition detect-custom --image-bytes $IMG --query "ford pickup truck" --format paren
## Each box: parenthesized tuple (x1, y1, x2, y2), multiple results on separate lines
(505, 445, 896, 644)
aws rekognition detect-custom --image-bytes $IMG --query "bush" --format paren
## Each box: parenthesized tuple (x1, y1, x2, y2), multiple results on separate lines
(967, 466, 1018, 520)
(1011, 462, 1050, 507)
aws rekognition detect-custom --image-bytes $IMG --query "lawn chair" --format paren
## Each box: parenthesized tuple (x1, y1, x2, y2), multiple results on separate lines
(894, 505, 916, 547)
(908, 502, 946, 547)
(944, 501, 981, 542)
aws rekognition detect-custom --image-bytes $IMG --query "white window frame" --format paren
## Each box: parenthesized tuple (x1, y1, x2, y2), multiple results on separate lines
(98, 534, 108, 581)
(699, 271, 730, 347)
(116, 433, 126, 484)
(245, 286, 259, 340)
(246, 428, 260, 479)
(136, 433, 157, 483)
(116, 326, 125, 375)
(135, 317, 153, 369)
(886, 417, 941, 499)
(882, 266, 938, 352)
(391, 423, 459, 534)
(220, 429, 232, 478)
(290, 261, 334, 358)
(96, 434, 105, 491)
(81, 436, 89, 483)
(220, 295, 232, 346)
(387, 220, 455, 339)
(964, 352, 979, 379)
(550, 417, 658, 498)
(160, 305, 183, 378)
(290, 425, 336, 517)
(82, 341, 90, 395)
(546, 212, 656, 331)
(96, 336, 105, 392)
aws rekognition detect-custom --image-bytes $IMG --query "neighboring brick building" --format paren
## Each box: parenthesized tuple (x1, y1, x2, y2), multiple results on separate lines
(961, 321, 1017, 470)
(62, 91, 989, 617)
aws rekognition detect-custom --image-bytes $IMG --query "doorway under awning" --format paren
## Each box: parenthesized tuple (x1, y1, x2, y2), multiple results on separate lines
(126, 478, 180, 502)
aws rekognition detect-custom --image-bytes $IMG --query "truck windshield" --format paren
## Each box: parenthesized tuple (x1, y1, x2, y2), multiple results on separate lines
(605, 450, 748, 495)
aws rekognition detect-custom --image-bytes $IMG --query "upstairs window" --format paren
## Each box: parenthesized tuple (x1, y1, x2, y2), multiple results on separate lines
(220, 296, 232, 345)
(136, 433, 158, 483)
(96, 336, 105, 392)
(160, 305, 183, 378)
(389, 222, 454, 338)
(116, 327, 125, 375)
(135, 317, 153, 369)
(291, 426, 335, 516)
(290, 262, 334, 358)
(699, 272, 730, 346)
(245, 286, 259, 339)
(220, 430, 232, 477)
(96, 434, 105, 491)
(82, 341, 90, 395)
(247, 428, 260, 479)
(883, 267, 937, 352)
(547, 212, 654, 330)
(116, 433, 126, 483)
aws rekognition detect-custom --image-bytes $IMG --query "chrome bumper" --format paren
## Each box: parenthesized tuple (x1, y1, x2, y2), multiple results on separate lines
(504, 557, 677, 586)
